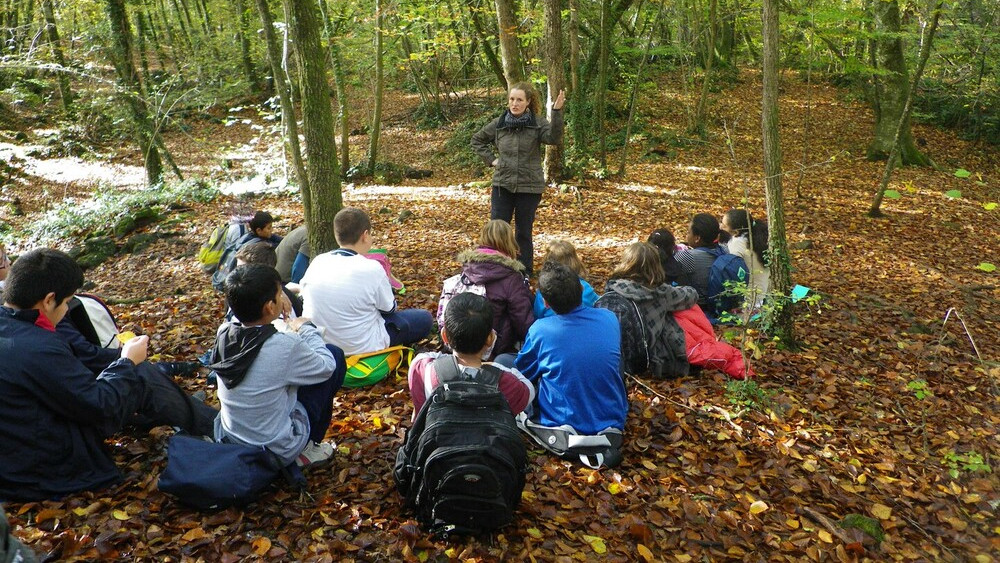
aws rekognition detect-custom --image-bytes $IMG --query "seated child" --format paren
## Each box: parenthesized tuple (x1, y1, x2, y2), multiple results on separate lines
(720, 209, 770, 310)
(515, 261, 627, 435)
(235, 242, 303, 318)
(275, 224, 311, 284)
(597, 242, 699, 378)
(208, 264, 345, 468)
(673, 213, 724, 307)
(0, 249, 208, 501)
(408, 292, 534, 416)
(532, 240, 598, 319)
(647, 228, 685, 285)
(452, 220, 534, 359)
(301, 207, 432, 355)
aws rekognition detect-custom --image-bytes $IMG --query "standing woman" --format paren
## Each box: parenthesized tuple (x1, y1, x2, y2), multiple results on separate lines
(471, 82, 566, 275)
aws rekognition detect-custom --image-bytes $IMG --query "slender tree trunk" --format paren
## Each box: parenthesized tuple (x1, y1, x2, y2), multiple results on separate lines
(283, 0, 341, 254)
(869, 0, 944, 217)
(40, 0, 72, 111)
(468, 2, 506, 89)
(135, 7, 153, 87)
(596, 0, 611, 168)
(318, 0, 350, 175)
(618, 0, 664, 176)
(254, 0, 308, 195)
(568, 0, 585, 151)
(691, 0, 718, 137)
(760, 0, 793, 342)
(104, 0, 163, 187)
(494, 0, 523, 84)
(231, 0, 260, 91)
(543, 0, 564, 182)
(866, 0, 930, 165)
(367, 0, 385, 175)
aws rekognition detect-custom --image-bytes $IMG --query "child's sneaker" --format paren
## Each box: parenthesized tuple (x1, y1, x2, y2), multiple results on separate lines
(296, 441, 334, 469)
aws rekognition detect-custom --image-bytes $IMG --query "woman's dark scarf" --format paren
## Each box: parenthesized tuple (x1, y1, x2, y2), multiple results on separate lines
(500, 110, 535, 129)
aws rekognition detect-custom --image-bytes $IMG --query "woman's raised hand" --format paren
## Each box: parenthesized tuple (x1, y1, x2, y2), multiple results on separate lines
(552, 89, 566, 110)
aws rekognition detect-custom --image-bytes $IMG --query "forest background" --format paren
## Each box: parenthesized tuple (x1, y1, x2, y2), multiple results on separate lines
(0, 0, 997, 560)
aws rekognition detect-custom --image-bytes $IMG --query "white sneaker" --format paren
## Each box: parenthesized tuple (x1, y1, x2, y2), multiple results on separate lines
(296, 441, 334, 468)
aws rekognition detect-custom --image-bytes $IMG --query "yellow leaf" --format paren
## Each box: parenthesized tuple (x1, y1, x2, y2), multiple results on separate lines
(608, 482, 622, 495)
(444, 548, 457, 558)
(975, 555, 992, 563)
(112, 509, 129, 521)
(785, 518, 800, 529)
(961, 494, 981, 503)
(526, 528, 543, 539)
(181, 527, 206, 541)
(72, 507, 89, 517)
(674, 554, 692, 562)
(117, 331, 137, 343)
(582, 535, 607, 554)
(818, 530, 833, 543)
(871, 503, 892, 520)
(749, 500, 769, 514)
(417, 550, 429, 562)
(252, 537, 271, 556)
(802, 460, 817, 472)
(637, 544, 655, 562)
(857, 473, 867, 484)
(372, 416, 382, 429)
(641, 460, 657, 470)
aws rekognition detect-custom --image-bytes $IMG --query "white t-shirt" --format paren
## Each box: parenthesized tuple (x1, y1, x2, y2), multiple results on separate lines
(300, 250, 396, 355)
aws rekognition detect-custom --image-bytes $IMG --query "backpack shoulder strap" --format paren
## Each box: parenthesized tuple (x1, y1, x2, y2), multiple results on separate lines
(432, 355, 502, 390)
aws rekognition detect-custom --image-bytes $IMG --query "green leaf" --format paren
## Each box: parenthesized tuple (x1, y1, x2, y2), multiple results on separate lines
(945, 190, 962, 199)
(954, 169, 971, 178)
(984, 202, 998, 211)
(975, 263, 996, 273)
(884, 190, 901, 199)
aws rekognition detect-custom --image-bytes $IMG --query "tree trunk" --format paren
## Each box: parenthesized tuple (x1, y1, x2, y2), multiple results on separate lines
(866, 0, 930, 166)
(869, 0, 944, 216)
(568, 0, 585, 151)
(367, 0, 385, 175)
(760, 0, 793, 342)
(318, 0, 350, 175)
(494, 0, 523, 84)
(283, 0, 341, 255)
(543, 0, 564, 182)
(468, 2, 506, 89)
(231, 0, 260, 91)
(254, 0, 309, 195)
(40, 0, 72, 111)
(691, 0, 718, 137)
(104, 0, 164, 187)
(596, 0, 611, 168)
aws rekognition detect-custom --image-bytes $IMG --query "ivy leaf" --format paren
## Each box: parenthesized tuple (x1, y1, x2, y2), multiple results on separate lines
(945, 190, 962, 199)
(975, 263, 996, 273)
(954, 168, 971, 178)
(883, 190, 901, 199)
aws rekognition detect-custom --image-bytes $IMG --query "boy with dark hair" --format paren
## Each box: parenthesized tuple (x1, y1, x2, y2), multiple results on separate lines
(301, 207, 432, 354)
(0, 249, 216, 501)
(407, 292, 533, 415)
(208, 264, 345, 468)
(515, 261, 627, 435)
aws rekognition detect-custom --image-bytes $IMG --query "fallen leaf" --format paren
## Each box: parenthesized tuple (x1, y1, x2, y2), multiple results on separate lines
(582, 535, 607, 554)
(252, 537, 271, 556)
(871, 503, 892, 520)
(637, 544, 654, 562)
(750, 500, 769, 514)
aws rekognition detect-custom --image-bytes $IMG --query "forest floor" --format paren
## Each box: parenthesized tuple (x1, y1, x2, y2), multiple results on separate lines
(1, 70, 998, 562)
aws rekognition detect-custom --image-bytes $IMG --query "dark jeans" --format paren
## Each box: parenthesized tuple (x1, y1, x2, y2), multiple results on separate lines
(124, 362, 219, 437)
(383, 309, 434, 348)
(296, 344, 347, 442)
(491, 187, 542, 274)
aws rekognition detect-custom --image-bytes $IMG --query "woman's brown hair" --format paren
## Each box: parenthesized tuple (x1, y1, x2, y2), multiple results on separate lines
(609, 242, 665, 287)
(479, 219, 520, 259)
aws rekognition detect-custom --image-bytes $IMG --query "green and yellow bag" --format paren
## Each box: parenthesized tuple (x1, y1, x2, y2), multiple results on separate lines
(343, 345, 413, 388)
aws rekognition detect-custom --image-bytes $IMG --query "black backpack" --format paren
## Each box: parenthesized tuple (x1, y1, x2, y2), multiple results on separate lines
(394, 356, 527, 537)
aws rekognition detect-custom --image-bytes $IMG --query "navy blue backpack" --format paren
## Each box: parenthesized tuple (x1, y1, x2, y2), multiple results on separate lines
(700, 247, 749, 317)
